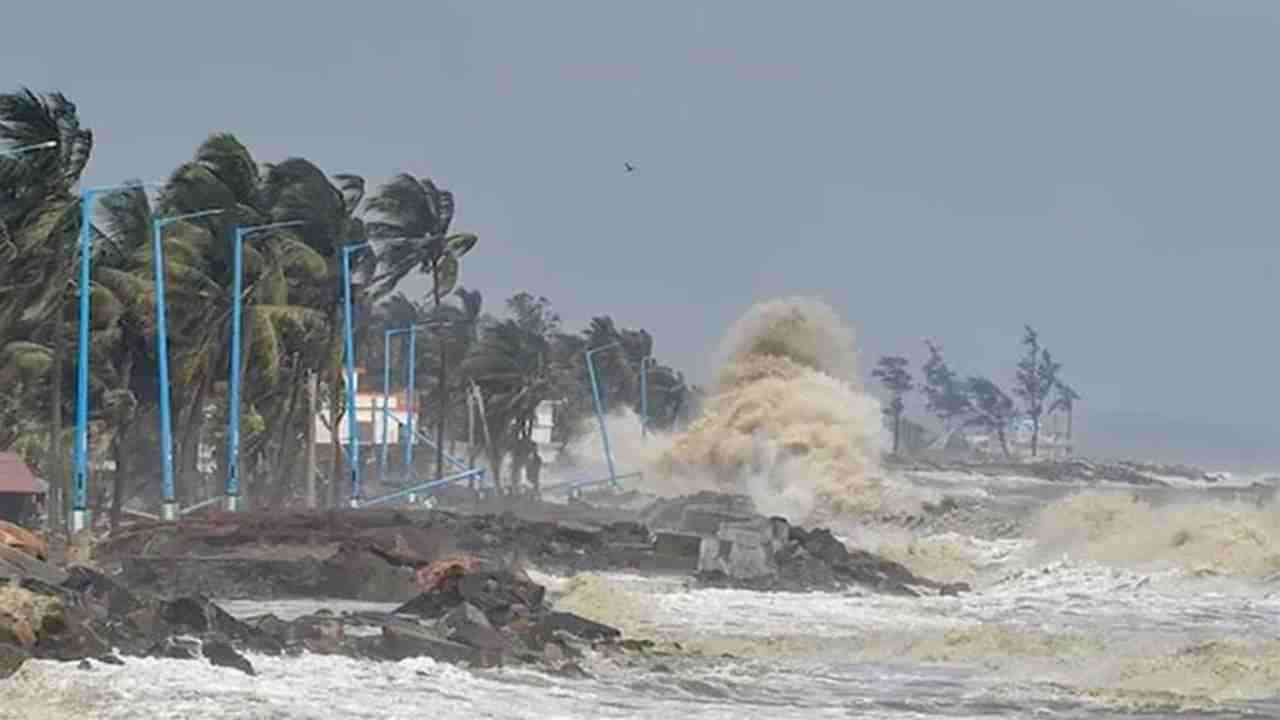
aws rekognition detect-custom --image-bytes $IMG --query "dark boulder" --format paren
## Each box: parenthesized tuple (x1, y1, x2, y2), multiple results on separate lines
(147, 636, 201, 661)
(0, 642, 28, 678)
(160, 596, 283, 656)
(437, 603, 509, 653)
(458, 570, 545, 624)
(203, 637, 256, 676)
(61, 566, 143, 617)
(539, 612, 621, 642)
(378, 618, 492, 666)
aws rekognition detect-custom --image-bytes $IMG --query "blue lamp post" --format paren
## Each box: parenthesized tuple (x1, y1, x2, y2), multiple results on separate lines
(225, 220, 304, 512)
(71, 182, 158, 534)
(586, 342, 622, 489)
(340, 242, 371, 507)
(0, 140, 57, 158)
(153, 209, 225, 522)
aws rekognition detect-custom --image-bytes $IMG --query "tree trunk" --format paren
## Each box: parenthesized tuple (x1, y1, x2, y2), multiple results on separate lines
(432, 259, 447, 483)
(269, 356, 304, 507)
(305, 370, 318, 509)
(1030, 416, 1040, 458)
(110, 429, 127, 532)
(49, 286, 66, 531)
(1066, 405, 1074, 456)
(485, 442, 503, 494)
(327, 301, 346, 509)
(997, 427, 1011, 458)
(892, 408, 901, 455)
(177, 367, 215, 504)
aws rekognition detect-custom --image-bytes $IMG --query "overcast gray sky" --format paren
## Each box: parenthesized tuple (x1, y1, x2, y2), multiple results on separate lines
(6, 1, 1280, 470)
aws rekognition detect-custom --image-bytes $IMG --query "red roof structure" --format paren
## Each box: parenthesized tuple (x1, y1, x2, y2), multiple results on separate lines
(0, 452, 47, 494)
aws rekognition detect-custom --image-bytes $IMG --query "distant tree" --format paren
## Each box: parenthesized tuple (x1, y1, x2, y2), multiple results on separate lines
(1050, 381, 1080, 455)
(966, 377, 1015, 457)
(921, 341, 971, 430)
(871, 356, 914, 454)
(1012, 326, 1062, 458)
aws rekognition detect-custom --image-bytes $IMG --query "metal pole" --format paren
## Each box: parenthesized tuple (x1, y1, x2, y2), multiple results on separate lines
(226, 221, 301, 512)
(405, 325, 416, 478)
(467, 391, 475, 468)
(225, 227, 246, 512)
(0, 140, 57, 158)
(153, 217, 178, 521)
(380, 328, 392, 488)
(586, 343, 620, 489)
(342, 245, 362, 507)
(71, 190, 95, 533)
(71, 182, 158, 532)
(153, 209, 223, 522)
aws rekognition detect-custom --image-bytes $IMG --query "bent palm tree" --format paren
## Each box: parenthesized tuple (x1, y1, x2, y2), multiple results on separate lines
(367, 174, 478, 483)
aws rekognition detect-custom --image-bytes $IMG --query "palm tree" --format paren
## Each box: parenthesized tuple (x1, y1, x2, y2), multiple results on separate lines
(0, 88, 93, 522)
(160, 136, 326, 503)
(366, 174, 478, 484)
(262, 159, 371, 506)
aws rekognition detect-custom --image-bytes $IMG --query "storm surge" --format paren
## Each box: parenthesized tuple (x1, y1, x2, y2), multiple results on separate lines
(1032, 491, 1280, 577)
(648, 297, 910, 523)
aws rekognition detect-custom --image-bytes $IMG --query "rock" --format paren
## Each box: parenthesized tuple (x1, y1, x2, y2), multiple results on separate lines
(203, 637, 256, 676)
(538, 612, 620, 642)
(32, 606, 111, 661)
(0, 642, 29, 678)
(62, 566, 143, 617)
(543, 641, 565, 665)
(0, 545, 67, 586)
(77, 659, 92, 670)
(160, 596, 282, 655)
(458, 570, 546, 623)
(319, 545, 419, 601)
(148, 636, 201, 660)
(653, 532, 701, 571)
(378, 619, 489, 666)
(400, 561, 546, 628)
(551, 661, 591, 679)
(697, 517, 788, 581)
(437, 603, 508, 653)
(96, 653, 125, 666)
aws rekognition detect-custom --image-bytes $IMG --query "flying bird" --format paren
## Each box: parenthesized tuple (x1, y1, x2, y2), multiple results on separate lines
(624, 162, 636, 173)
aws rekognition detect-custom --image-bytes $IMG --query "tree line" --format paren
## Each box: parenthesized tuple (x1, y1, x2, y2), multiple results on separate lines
(0, 88, 689, 527)
(872, 326, 1079, 458)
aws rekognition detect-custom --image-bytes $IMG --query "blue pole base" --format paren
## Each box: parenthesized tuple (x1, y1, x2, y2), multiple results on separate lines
(70, 509, 89, 533)
(407, 493, 417, 504)
(161, 502, 179, 522)
(224, 495, 241, 512)
(349, 498, 361, 509)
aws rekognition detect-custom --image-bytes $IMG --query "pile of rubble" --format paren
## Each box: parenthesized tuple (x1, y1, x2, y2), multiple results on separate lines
(0, 549, 626, 680)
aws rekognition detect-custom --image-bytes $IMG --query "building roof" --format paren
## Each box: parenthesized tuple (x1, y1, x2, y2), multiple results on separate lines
(0, 452, 47, 494)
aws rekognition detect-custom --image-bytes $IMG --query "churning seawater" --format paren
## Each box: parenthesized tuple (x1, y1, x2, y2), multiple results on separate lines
(8, 469, 1280, 719)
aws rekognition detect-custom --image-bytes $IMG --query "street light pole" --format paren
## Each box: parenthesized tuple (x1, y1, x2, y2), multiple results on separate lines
(153, 209, 224, 522)
(225, 221, 304, 512)
(0, 140, 57, 158)
(586, 342, 622, 489)
(341, 243, 369, 507)
(71, 182, 157, 534)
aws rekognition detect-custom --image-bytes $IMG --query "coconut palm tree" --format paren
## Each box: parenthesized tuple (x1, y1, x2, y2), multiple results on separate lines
(366, 174, 478, 484)
(0, 87, 93, 521)
(262, 158, 371, 506)
(159, 137, 326, 502)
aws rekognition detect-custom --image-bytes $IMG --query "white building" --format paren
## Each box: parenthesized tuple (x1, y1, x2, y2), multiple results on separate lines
(315, 369, 415, 447)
